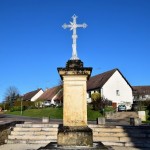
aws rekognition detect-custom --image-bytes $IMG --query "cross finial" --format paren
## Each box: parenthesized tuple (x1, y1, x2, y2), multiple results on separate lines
(72, 14, 77, 19)
(62, 15, 87, 60)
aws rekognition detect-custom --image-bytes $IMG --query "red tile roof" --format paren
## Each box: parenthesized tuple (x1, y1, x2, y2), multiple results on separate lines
(38, 85, 62, 101)
(132, 86, 150, 95)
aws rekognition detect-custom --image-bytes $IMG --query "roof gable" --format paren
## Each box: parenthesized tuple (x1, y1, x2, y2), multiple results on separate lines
(23, 88, 42, 100)
(87, 68, 117, 91)
(87, 68, 132, 91)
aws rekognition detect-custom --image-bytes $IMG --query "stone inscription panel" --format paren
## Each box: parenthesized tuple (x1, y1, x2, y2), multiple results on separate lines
(64, 84, 87, 126)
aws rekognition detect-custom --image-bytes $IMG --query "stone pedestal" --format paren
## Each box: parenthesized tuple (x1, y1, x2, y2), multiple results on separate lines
(57, 60, 92, 147)
(57, 126, 93, 147)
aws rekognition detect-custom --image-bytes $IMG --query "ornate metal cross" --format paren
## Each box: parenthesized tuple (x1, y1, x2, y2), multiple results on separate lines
(62, 14, 87, 60)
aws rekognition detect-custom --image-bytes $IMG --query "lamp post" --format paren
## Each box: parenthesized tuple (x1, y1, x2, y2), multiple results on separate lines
(3, 101, 5, 111)
(21, 97, 23, 115)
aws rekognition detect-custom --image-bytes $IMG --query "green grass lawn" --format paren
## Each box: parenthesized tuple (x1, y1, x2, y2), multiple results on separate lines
(5, 107, 63, 119)
(5, 106, 102, 120)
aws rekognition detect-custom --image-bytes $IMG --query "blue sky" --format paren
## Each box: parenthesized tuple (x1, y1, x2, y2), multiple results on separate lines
(0, 0, 150, 102)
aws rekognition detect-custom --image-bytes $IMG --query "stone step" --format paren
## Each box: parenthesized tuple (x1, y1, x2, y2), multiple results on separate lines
(94, 127, 125, 131)
(102, 141, 150, 148)
(92, 127, 130, 132)
(92, 130, 150, 135)
(90, 125, 142, 128)
(93, 136, 150, 143)
(89, 124, 109, 128)
(6, 139, 56, 144)
(91, 127, 150, 133)
(90, 124, 150, 129)
(93, 132, 148, 137)
(15, 123, 58, 128)
(10, 130, 150, 138)
(6, 138, 150, 148)
(13, 127, 58, 132)
(11, 131, 57, 136)
(8, 135, 57, 140)
(7, 123, 150, 148)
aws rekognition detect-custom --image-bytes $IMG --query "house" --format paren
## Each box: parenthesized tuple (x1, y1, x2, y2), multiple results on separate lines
(132, 86, 150, 101)
(23, 88, 44, 102)
(37, 86, 63, 106)
(23, 68, 134, 110)
(87, 68, 133, 110)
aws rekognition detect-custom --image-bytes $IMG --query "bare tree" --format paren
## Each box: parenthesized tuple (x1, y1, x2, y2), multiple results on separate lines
(4, 86, 20, 107)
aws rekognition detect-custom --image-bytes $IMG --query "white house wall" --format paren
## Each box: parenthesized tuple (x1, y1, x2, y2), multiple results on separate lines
(51, 89, 62, 105)
(87, 91, 95, 103)
(102, 70, 133, 106)
(31, 90, 44, 102)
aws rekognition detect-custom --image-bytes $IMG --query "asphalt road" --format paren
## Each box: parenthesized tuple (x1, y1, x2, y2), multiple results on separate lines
(0, 113, 130, 125)
(0, 113, 63, 124)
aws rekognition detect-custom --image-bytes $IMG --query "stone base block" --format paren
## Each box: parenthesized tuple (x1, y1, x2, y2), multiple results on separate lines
(57, 125, 93, 147)
(138, 111, 146, 121)
(130, 118, 141, 126)
(97, 117, 105, 125)
(42, 117, 50, 123)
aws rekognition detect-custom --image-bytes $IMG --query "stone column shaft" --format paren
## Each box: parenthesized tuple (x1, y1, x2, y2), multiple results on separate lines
(63, 75, 88, 126)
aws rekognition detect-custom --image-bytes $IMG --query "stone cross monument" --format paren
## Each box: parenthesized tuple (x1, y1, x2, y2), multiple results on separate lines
(62, 14, 87, 60)
(40, 15, 109, 150)
(57, 15, 93, 148)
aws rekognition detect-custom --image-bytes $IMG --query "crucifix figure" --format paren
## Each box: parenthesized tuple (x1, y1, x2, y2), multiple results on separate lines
(62, 14, 87, 60)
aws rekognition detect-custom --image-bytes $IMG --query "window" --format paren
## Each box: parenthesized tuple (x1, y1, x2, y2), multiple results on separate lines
(88, 91, 91, 98)
(142, 95, 146, 98)
(116, 90, 120, 96)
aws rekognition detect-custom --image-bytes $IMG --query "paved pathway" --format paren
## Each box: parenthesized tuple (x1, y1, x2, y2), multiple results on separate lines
(0, 143, 45, 150)
(0, 144, 149, 150)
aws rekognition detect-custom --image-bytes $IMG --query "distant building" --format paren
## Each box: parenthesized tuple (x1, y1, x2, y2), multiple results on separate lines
(132, 86, 150, 101)
(23, 88, 44, 102)
(37, 86, 63, 106)
(87, 68, 133, 110)
(23, 68, 144, 110)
